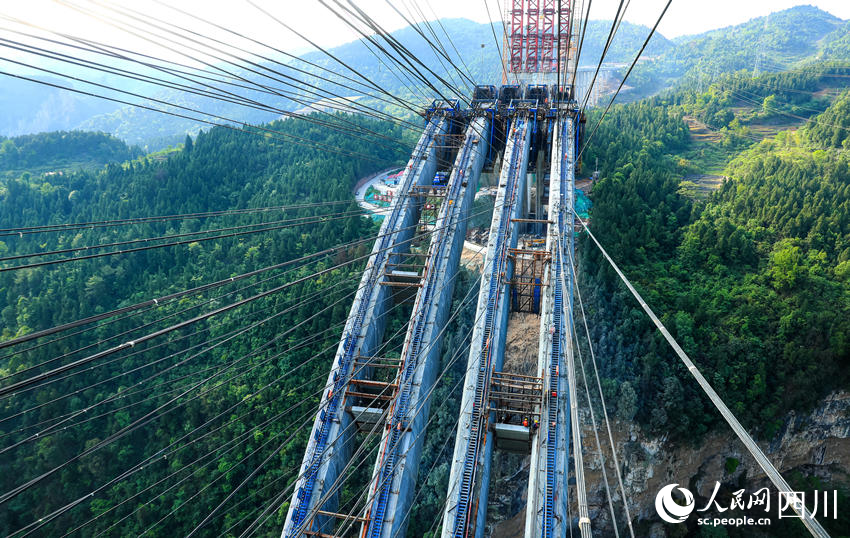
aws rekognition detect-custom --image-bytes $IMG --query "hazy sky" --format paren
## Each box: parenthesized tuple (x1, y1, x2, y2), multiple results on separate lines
(1, 0, 848, 64)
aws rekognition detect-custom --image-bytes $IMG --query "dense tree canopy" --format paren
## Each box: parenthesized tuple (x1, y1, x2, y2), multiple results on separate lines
(580, 89, 850, 444)
(0, 114, 416, 537)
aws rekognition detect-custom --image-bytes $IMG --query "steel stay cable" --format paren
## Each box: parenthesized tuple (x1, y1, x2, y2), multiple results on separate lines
(579, 0, 628, 114)
(3, 218, 451, 429)
(0, 207, 378, 263)
(0, 269, 357, 420)
(0, 17, 422, 134)
(0, 231, 379, 398)
(59, 0, 361, 114)
(567, 248, 635, 538)
(4, 17, 418, 156)
(574, 210, 830, 537)
(482, 0, 509, 84)
(246, 0, 422, 115)
(0, 55, 392, 165)
(318, 0, 462, 105)
(310, 1, 437, 108)
(570, 0, 594, 92)
(329, 0, 456, 103)
(5, 280, 381, 538)
(0, 278, 357, 446)
(569, 296, 619, 538)
(415, 0, 478, 85)
(2, 319, 324, 448)
(0, 199, 496, 397)
(397, 1, 471, 96)
(0, 274, 361, 459)
(84, 388, 326, 538)
(0, 247, 370, 396)
(111, 0, 422, 128)
(69, 0, 419, 143)
(0, 36, 415, 147)
(0, 236, 362, 364)
(356, 31, 439, 107)
(1, 199, 497, 511)
(0, 207, 377, 273)
(0, 199, 360, 236)
(402, 0, 475, 91)
(24, 354, 336, 538)
(63, 4, 506, 162)
(342, 0, 472, 104)
(245, 0, 418, 114)
(3, 137, 486, 400)
(577, 0, 672, 163)
(384, 0, 475, 92)
(4, 120, 490, 528)
(0, 69, 396, 169)
(83, 388, 327, 538)
(72, 280, 427, 538)
(0, 13, 257, 87)
(52, 278, 428, 538)
(145, 0, 422, 111)
(0, 224, 385, 358)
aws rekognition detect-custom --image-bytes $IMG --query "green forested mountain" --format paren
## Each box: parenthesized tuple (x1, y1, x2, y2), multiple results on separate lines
(3, 7, 846, 148)
(614, 5, 847, 97)
(1, 5, 849, 535)
(580, 88, 850, 446)
(819, 20, 850, 60)
(0, 114, 416, 536)
(0, 131, 142, 176)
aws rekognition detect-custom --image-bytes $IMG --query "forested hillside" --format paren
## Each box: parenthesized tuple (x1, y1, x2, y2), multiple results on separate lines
(0, 131, 142, 176)
(625, 6, 847, 97)
(0, 114, 416, 536)
(580, 88, 850, 445)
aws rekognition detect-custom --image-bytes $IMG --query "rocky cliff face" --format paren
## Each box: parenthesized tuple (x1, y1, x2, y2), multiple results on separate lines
(483, 390, 850, 537)
(582, 391, 850, 536)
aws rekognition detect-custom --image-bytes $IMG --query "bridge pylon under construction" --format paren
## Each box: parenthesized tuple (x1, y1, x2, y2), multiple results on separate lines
(281, 80, 585, 537)
(282, 0, 588, 534)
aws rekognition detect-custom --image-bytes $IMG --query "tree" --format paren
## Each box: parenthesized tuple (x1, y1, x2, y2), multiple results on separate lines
(617, 381, 638, 422)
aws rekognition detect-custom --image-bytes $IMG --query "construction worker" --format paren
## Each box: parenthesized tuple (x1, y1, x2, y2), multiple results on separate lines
(533, 418, 539, 432)
(522, 417, 529, 428)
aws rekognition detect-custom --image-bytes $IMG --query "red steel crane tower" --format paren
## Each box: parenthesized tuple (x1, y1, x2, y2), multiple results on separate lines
(506, 0, 576, 80)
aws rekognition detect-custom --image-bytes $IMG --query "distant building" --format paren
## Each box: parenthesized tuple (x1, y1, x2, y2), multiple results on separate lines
(384, 169, 403, 186)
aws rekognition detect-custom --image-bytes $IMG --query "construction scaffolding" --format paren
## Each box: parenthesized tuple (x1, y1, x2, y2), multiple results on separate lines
(508, 238, 549, 313)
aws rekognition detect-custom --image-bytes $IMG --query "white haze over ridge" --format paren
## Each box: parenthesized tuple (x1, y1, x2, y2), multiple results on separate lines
(1, 0, 848, 67)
